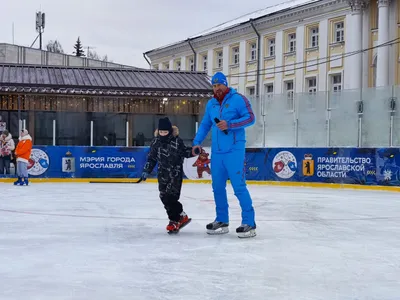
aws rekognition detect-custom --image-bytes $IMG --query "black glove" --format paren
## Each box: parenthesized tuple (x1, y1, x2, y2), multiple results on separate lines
(141, 172, 148, 181)
(193, 147, 201, 155)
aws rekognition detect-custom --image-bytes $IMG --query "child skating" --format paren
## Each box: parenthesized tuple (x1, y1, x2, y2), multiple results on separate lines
(141, 117, 200, 234)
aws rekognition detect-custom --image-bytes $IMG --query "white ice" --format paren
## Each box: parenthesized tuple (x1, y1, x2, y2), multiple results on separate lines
(0, 182, 399, 300)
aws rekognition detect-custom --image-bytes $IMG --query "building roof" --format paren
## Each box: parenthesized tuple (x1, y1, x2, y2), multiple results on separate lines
(145, 0, 320, 55)
(0, 64, 213, 98)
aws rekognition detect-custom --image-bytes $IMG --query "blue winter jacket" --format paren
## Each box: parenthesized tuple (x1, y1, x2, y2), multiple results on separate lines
(193, 88, 255, 154)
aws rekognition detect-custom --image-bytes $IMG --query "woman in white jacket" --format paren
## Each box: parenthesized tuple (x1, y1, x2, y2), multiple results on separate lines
(0, 130, 15, 175)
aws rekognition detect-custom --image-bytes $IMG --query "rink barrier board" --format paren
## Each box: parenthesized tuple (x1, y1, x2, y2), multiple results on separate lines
(0, 177, 400, 192)
(1, 146, 400, 191)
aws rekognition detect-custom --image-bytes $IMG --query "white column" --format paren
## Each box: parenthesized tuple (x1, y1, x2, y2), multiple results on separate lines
(295, 25, 305, 93)
(347, 0, 365, 90)
(274, 31, 283, 93)
(318, 20, 328, 91)
(376, 0, 390, 87)
(180, 56, 186, 70)
(238, 40, 247, 93)
(222, 45, 230, 76)
(362, 9, 370, 88)
(207, 49, 214, 77)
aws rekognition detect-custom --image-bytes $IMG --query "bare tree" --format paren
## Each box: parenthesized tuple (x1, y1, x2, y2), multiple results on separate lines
(87, 49, 101, 60)
(46, 40, 64, 53)
(102, 55, 113, 63)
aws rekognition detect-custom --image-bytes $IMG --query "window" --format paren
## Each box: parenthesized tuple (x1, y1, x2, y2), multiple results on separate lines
(334, 22, 344, 43)
(164, 63, 169, 70)
(265, 84, 274, 98)
(250, 42, 257, 61)
(189, 58, 194, 71)
(247, 86, 255, 97)
(175, 61, 181, 71)
(307, 77, 317, 94)
(152, 65, 159, 70)
(331, 74, 342, 92)
(288, 33, 296, 53)
(285, 80, 294, 110)
(268, 39, 275, 57)
(232, 47, 239, 65)
(216, 51, 223, 69)
(309, 27, 319, 48)
(202, 55, 207, 71)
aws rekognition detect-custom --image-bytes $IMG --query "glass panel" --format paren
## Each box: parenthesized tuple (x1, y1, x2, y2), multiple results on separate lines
(361, 86, 392, 147)
(132, 114, 156, 146)
(297, 91, 327, 147)
(263, 93, 296, 147)
(245, 95, 264, 147)
(35, 111, 55, 145)
(57, 112, 90, 146)
(392, 86, 400, 146)
(92, 112, 127, 146)
(328, 89, 359, 147)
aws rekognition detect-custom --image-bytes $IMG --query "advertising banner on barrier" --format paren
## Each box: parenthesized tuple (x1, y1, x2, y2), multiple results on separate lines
(2, 146, 399, 186)
(24, 146, 151, 179)
(243, 147, 400, 186)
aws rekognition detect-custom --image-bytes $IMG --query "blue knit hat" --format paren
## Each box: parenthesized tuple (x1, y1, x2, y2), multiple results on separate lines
(211, 72, 228, 86)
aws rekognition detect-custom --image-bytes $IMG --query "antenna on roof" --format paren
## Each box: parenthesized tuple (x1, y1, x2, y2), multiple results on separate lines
(32, 11, 45, 50)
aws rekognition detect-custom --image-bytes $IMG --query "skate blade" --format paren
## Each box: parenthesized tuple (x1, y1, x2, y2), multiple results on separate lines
(206, 227, 229, 235)
(179, 218, 192, 230)
(237, 229, 256, 238)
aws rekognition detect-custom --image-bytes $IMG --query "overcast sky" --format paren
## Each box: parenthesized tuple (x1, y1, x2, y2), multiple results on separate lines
(1, 0, 283, 68)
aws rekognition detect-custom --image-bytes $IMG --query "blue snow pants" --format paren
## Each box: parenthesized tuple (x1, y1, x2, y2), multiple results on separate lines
(211, 148, 255, 226)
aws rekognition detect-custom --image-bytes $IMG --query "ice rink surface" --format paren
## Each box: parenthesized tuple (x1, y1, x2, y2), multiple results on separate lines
(0, 182, 399, 300)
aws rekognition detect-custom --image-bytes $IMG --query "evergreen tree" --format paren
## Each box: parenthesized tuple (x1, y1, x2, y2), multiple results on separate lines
(73, 37, 85, 57)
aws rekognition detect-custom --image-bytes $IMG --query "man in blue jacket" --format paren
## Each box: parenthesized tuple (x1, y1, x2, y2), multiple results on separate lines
(192, 72, 256, 238)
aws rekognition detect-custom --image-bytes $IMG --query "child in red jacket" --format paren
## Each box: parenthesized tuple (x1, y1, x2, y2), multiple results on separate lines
(14, 129, 33, 186)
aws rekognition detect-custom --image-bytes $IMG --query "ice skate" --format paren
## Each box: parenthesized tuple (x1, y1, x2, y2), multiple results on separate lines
(166, 212, 192, 234)
(13, 177, 22, 186)
(236, 224, 256, 238)
(178, 211, 192, 230)
(206, 221, 229, 235)
(166, 221, 180, 234)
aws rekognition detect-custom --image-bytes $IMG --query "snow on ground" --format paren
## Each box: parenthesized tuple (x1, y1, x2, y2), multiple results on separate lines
(0, 182, 399, 300)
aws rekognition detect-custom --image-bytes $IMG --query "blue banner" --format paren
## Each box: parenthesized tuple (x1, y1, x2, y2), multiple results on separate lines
(1, 146, 399, 187)
(19, 146, 152, 179)
(244, 147, 400, 186)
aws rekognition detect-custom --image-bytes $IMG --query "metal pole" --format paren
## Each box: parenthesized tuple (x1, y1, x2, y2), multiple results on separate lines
(90, 121, 94, 146)
(22, 119, 26, 130)
(358, 116, 362, 147)
(195, 121, 198, 133)
(126, 120, 129, 147)
(326, 92, 330, 147)
(53, 119, 56, 146)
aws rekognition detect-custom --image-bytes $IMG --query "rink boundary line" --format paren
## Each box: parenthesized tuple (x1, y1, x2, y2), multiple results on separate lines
(0, 177, 399, 192)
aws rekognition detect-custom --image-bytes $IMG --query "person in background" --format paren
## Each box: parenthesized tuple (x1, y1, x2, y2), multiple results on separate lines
(191, 72, 257, 238)
(0, 130, 15, 175)
(14, 129, 33, 186)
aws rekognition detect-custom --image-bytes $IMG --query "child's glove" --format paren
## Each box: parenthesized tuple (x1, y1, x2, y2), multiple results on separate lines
(192, 146, 202, 156)
(141, 172, 148, 181)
